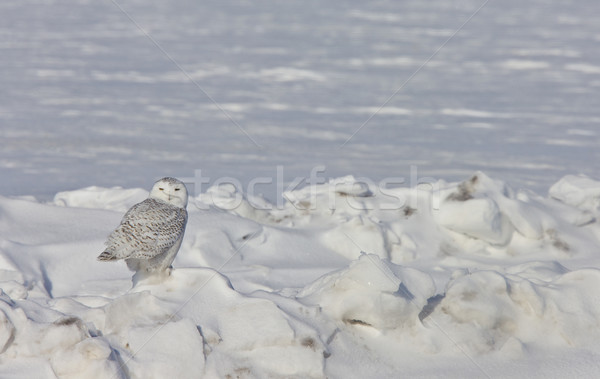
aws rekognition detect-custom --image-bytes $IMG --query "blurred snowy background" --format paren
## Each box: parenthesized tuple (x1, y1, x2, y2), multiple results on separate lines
(1, 0, 599, 199)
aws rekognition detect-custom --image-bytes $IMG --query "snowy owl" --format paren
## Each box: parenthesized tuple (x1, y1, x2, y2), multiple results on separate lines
(98, 177, 188, 280)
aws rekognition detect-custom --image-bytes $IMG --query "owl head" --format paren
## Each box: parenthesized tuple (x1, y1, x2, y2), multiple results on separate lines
(149, 177, 188, 208)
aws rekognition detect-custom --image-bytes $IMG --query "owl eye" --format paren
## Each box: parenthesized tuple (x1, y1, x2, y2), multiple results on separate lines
(174, 188, 180, 191)
(159, 188, 164, 191)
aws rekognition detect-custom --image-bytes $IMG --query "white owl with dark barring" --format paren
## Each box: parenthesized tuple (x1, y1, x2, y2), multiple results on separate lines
(98, 177, 188, 277)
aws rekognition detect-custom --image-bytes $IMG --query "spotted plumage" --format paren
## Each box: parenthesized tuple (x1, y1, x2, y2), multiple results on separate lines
(98, 177, 188, 275)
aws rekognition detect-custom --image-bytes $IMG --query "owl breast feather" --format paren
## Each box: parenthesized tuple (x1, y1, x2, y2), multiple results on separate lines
(104, 198, 187, 260)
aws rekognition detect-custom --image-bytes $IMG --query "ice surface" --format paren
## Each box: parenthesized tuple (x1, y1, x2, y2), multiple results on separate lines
(1, 0, 600, 199)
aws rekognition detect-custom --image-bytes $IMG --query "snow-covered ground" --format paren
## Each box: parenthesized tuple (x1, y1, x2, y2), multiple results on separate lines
(2, 0, 600, 378)
(2, 174, 600, 378)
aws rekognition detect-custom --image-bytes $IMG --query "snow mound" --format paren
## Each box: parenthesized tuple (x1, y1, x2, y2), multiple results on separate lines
(437, 267, 600, 354)
(53, 186, 148, 212)
(550, 174, 600, 217)
(0, 290, 122, 378)
(298, 253, 435, 330)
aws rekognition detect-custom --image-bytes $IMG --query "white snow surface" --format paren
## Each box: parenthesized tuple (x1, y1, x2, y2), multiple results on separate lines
(1, 173, 600, 378)
(3, 0, 600, 377)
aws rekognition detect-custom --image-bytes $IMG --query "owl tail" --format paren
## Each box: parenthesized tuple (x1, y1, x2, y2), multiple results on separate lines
(97, 251, 118, 261)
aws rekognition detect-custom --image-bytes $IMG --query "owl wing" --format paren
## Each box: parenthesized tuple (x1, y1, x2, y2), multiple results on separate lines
(105, 198, 187, 260)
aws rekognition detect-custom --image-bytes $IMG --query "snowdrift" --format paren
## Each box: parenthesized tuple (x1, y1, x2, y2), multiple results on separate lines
(1, 172, 600, 378)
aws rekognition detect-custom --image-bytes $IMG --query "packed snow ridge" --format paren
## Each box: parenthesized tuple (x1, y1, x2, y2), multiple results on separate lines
(1, 172, 600, 378)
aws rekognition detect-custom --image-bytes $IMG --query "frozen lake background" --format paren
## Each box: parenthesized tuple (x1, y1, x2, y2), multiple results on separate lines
(2, 0, 600, 198)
